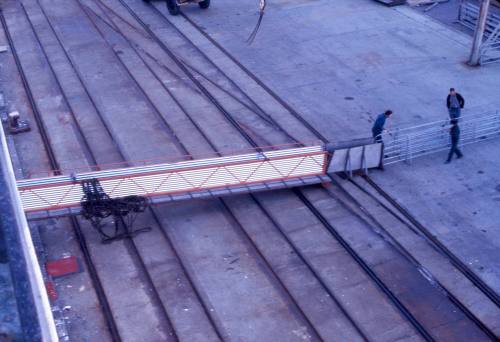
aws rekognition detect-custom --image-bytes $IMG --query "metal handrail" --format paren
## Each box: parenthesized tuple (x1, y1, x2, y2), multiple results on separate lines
(458, 1, 500, 35)
(459, 1, 500, 64)
(387, 112, 498, 134)
(382, 111, 500, 164)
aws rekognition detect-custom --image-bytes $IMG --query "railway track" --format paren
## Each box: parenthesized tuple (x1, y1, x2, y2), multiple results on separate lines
(7, 0, 333, 340)
(173, 11, 498, 314)
(174, 5, 500, 339)
(0, 6, 120, 341)
(79, 0, 371, 339)
(99, 0, 437, 339)
(142, 1, 500, 338)
(6, 1, 214, 340)
(139, 1, 499, 338)
(1, 0, 498, 340)
(90, 0, 497, 339)
(23, 0, 246, 340)
(359, 175, 500, 308)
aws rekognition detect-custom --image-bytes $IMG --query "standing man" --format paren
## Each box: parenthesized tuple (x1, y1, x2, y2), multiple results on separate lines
(446, 88, 465, 119)
(445, 119, 463, 164)
(372, 110, 393, 142)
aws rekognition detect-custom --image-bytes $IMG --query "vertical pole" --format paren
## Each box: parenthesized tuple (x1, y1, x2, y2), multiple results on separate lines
(468, 0, 491, 66)
(497, 111, 500, 132)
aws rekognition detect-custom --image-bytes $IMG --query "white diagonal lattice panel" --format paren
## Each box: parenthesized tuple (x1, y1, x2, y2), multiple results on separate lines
(17, 146, 327, 213)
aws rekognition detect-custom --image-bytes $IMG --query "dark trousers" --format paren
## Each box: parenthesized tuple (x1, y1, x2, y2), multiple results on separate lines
(447, 139, 463, 161)
(448, 107, 461, 119)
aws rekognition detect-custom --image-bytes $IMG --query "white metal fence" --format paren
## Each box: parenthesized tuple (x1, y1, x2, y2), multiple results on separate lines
(458, 1, 500, 35)
(458, 1, 500, 64)
(481, 22, 500, 64)
(382, 111, 500, 164)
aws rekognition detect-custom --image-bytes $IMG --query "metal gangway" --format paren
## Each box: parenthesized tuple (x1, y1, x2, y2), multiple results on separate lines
(0, 123, 386, 337)
(16, 142, 384, 220)
(458, 1, 500, 64)
(383, 111, 500, 164)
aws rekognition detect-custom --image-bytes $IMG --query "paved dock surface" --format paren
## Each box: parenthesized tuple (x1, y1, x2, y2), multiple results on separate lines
(0, 0, 499, 340)
(180, 0, 500, 136)
(181, 0, 500, 300)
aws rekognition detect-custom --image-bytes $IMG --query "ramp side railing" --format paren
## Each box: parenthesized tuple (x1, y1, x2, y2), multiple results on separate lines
(480, 22, 500, 64)
(458, 1, 500, 35)
(458, 1, 500, 64)
(382, 111, 500, 164)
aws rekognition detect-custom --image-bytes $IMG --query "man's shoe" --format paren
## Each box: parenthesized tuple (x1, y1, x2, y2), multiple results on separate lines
(445, 160, 451, 164)
(457, 155, 463, 159)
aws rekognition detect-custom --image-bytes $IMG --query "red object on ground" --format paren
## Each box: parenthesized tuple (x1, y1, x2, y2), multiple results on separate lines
(45, 281, 57, 301)
(45, 256, 81, 278)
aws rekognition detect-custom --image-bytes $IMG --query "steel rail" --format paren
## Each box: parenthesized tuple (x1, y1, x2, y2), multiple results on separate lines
(97, 0, 364, 338)
(112, 2, 365, 340)
(120, 3, 438, 339)
(172, 10, 500, 333)
(177, 9, 500, 339)
(361, 176, 500, 309)
(218, 200, 324, 341)
(179, 11, 329, 144)
(88, 1, 328, 339)
(147, 3, 299, 143)
(20, 2, 99, 171)
(82, 1, 275, 129)
(39, 0, 316, 339)
(27, 1, 195, 340)
(115, 0, 259, 151)
(293, 188, 436, 341)
(245, 193, 370, 341)
(1, 5, 122, 341)
(84, 2, 325, 339)
(158, 1, 500, 337)
(0, 9, 59, 174)
(332, 177, 498, 341)
(97, 0, 295, 140)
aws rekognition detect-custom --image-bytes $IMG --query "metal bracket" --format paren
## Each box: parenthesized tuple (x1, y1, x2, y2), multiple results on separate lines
(80, 179, 151, 244)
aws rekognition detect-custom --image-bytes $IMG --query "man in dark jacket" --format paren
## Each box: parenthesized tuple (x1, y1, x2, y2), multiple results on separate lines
(446, 88, 465, 119)
(445, 119, 463, 163)
(372, 110, 393, 142)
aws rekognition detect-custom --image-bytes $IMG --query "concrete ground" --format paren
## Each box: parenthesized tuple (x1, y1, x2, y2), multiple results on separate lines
(175, 0, 500, 303)
(179, 0, 500, 140)
(1, 0, 499, 340)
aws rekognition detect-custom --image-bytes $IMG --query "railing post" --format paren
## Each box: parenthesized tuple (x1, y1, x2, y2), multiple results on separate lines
(394, 128, 400, 161)
(404, 135, 410, 164)
(343, 148, 352, 179)
(497, 110, 500, 131)
(361, 146, 368, 175)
